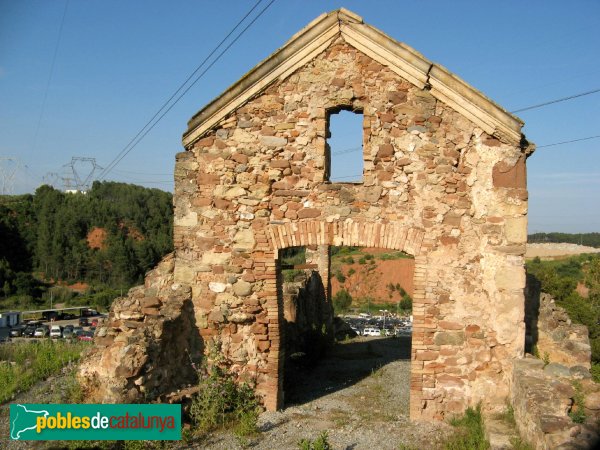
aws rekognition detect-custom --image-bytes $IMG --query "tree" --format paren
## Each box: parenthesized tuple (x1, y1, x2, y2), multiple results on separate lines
(399, 294, 412, 312)
(333, 290, 352, 313)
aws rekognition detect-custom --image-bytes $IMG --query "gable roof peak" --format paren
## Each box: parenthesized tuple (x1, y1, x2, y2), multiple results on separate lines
(183, 8, 524, 148)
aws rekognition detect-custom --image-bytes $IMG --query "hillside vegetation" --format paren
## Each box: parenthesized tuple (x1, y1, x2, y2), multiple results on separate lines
(526, 253, 600, 380)
(0, 182, 173, 311)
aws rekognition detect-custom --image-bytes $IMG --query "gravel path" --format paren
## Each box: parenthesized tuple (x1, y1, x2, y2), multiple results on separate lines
(197, 336, 451, 450)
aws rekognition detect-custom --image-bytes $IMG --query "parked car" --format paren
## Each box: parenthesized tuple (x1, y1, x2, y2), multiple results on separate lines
(50, 325, 63, 339)
(9, 325, 26, 337)
(23, 324, 38, 338)
(62, 327, 75, 339)
(79, 317, 89, 326)
(73, 327, 84, 337)
(77, 331, 94, 341)
(34, 326, 49, 338)
(363, 327, 381, 337)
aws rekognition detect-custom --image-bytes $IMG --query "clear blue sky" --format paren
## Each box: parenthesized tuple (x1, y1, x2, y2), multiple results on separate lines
(1, 0, 599, 233)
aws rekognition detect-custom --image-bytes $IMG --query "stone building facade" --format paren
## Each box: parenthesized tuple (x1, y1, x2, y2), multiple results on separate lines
(81, 9, 535, 420)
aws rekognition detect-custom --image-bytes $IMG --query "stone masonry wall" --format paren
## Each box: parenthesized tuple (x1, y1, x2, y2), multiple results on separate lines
(282, 270, 333, 360)
(525, 276, 592, 369)
(173, 37, 531, 419)
(78, 254, 202, 402)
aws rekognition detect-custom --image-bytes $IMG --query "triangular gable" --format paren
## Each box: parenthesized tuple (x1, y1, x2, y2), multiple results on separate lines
(183, 8, 523, 148)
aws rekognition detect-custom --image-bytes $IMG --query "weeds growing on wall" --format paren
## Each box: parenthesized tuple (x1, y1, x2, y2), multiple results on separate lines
(569, 381, 587, 424)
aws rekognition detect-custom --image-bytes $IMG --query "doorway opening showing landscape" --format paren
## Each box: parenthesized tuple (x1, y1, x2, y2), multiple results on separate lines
(277, 244, 415, 418)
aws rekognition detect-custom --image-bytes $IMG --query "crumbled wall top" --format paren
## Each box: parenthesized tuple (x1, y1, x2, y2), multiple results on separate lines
(183, 8, 524, 148)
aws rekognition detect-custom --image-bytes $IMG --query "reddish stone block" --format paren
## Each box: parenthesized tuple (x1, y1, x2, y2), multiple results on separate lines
(416, 351, 439, 361)
(197, 172, 220, 185)
(492, 156, 526, 189)
(297, 208, 321, 219)
(377, 143, 394, 157)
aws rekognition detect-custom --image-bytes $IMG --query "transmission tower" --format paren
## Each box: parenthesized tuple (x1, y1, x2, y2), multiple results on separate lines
(0, 157, 22, 195)
(43, 172, 60, 188)
(61, 157, 103, 192)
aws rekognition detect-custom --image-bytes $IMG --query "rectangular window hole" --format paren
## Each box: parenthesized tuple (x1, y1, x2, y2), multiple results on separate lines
(327, 110, 363, 183)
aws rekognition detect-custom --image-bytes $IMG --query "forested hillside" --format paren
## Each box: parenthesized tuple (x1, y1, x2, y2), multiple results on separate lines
(0, 182, 173, 310)
(528, 232, 600, 248)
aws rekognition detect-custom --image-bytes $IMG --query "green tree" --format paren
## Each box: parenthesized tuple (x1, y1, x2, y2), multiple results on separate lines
(333, 290, 352, 313)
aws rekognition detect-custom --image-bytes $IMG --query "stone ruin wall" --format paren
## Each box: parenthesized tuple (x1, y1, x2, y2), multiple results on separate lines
(172, 38, 531, 419)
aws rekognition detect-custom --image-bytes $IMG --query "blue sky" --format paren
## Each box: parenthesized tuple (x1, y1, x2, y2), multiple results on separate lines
(0, 0, 599, 232)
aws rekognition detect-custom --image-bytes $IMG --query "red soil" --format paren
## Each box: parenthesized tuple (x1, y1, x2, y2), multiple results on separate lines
(87, 227, 107, 250)
(331, 251, 415, 305)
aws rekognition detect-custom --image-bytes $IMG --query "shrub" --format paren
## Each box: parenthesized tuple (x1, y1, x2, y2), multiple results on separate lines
(333, 290, 352, 313)
(591, 363, 600, 383)
(568, 381, 586, 424)
(347, 268, 355, 276)
(444, 405, 490, 450)
(399, 295, 412, 312)
(190, 344, 259, 437)
(358, 257, 366, 265)
(335, 271, 346, 283)
(298, 431, 332, 450)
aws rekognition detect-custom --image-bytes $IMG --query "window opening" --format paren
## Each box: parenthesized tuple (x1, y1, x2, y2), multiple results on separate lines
(327, 110, 363, 183)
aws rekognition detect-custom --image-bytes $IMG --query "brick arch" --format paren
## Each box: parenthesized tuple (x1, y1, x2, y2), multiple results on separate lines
(268, 220, 426, 256)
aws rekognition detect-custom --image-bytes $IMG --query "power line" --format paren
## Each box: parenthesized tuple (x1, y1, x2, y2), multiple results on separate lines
(332, 146, 362, 155)
(537, 134, 600, 149)
(31, 0, 69, 156)
(511, 88, 600, 113)
(98, 0, 277, 181)
(97, 0, 265, 180)
(330, 173, 363, 181)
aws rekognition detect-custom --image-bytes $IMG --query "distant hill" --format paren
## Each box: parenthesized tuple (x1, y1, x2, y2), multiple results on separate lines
(528, 232, 600, 248)
(0, 182, 173, 309)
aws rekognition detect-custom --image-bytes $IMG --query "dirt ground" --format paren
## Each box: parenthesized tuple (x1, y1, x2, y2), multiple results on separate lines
(197, 336, 451, 450)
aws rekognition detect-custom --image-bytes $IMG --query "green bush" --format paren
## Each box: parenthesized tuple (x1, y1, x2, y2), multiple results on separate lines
(568, 381, 586, 424)
(358, 257, 366, 265)
(190, 346, 259, 437)
(591, 363, 600, 382)
(333, 290, 352, 313)
(399, 295, 412, 312)
(444, 405, 490, 450)
(335, 271, 346, 283)
(298, 431, 332, 450)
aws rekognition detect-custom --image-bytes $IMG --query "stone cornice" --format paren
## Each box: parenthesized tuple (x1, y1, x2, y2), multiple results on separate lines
(183, 8, 523, 148)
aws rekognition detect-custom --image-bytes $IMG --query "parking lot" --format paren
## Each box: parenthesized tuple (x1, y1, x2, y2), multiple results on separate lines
(342, 313, 412, 337)
(1, 314, 105, 343)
